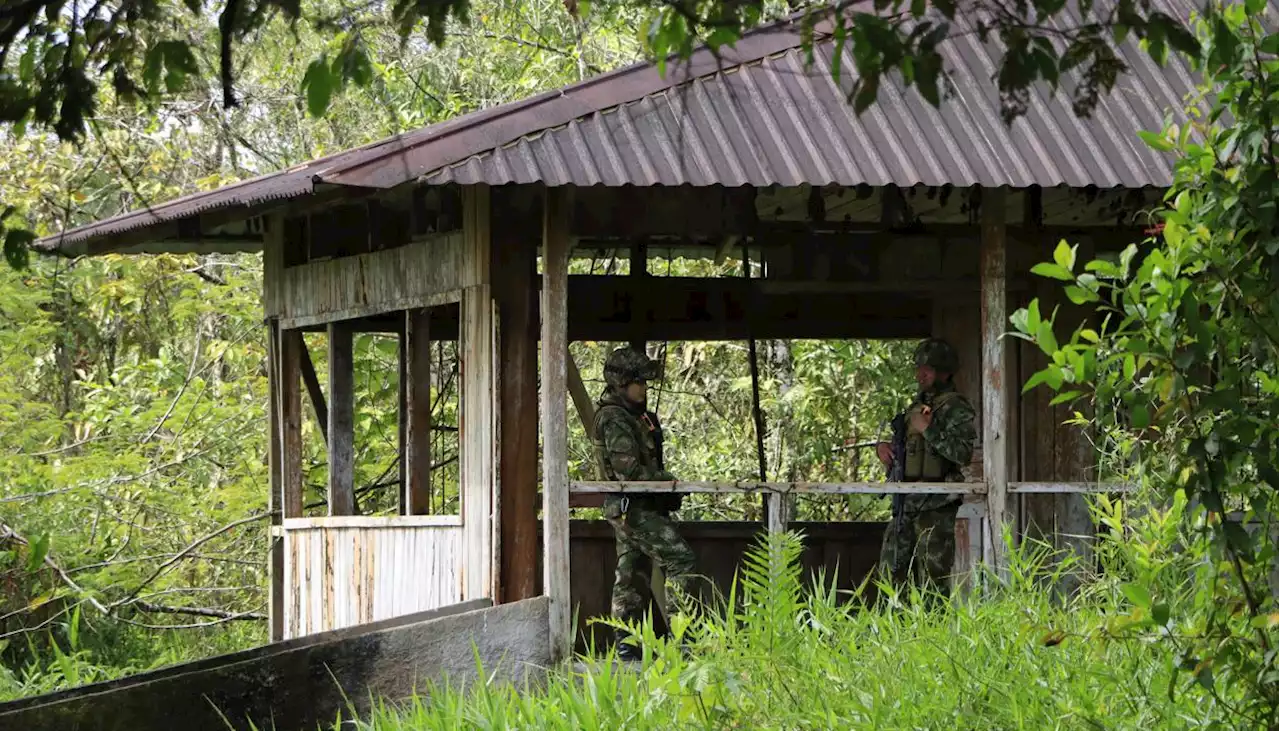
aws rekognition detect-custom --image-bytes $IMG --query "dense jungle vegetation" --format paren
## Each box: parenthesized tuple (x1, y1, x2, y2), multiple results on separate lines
(0, 0, 1274, 728)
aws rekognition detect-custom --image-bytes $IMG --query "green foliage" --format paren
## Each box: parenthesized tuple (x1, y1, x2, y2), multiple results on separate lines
(346, 524, 1227, 729)
(1009, 3, 1278, 724)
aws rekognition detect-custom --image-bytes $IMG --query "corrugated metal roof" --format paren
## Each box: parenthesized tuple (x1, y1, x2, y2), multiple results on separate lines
(40, 0, 1232, 253)
(424, 2, 1210, 188)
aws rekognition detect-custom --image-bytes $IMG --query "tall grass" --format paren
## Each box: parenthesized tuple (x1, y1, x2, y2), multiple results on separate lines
(348, 512, 1224, 730)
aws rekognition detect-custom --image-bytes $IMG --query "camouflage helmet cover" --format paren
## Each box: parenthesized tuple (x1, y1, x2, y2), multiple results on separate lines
(914, 337, 959, 374)
(603, 347, 662, 389)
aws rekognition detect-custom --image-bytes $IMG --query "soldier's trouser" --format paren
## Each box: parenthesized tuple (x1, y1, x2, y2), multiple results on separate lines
(878, 501, 960, 598)
(606, 502, 696, 628)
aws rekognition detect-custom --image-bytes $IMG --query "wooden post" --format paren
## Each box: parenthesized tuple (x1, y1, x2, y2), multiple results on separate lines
(766, 490, 788, 533)
(493, 200, 540, 603)
(398, 324, 407, 514)
(629, 240, 648, 352)
(461, 185, 497, 602)
(280, 330, 304, 519)
(980, 187, 1010, 574)
(405, 309, 433, 515)
(542, 186, 573, 663)
(327, 322, 355, 516)
(743, 246, 774, 527)
(266, 320, 285, 642)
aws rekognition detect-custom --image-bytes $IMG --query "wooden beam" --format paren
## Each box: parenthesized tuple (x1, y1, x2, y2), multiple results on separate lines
(566, 351, 595, 434)
(266, 320, 285, 643)
(571, 481, 984, 494)
(279, 328, 304, 519)
(980, 187, 1010, 574)
(298, 337, 328, 445)
(568, 480, 1124, 495)
(280, 515, 463, 530)
(542, 186, 573, 663)
(327, 322, 355, 516)
(405, 309, 433, 515)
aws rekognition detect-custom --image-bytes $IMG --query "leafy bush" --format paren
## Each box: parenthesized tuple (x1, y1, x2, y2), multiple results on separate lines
(347, 523, 1230, 730)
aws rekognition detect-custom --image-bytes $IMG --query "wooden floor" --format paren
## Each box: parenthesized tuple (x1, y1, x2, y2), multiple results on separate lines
(546, 520, 886, 653)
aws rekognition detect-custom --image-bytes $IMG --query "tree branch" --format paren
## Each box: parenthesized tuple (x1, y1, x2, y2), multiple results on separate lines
(132, 601, 265, 621)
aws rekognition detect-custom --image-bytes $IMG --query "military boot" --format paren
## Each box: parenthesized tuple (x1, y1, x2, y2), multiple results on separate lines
(614, 628, 643, 662)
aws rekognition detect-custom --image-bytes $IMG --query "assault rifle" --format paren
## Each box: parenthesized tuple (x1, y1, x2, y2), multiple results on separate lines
(886, 412, 909, 569)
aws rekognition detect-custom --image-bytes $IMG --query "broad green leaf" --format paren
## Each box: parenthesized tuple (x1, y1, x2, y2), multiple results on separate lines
(1121, 582, 1152, 609)
(1222, 521, 1254, 560)
(1049, 390, 1081, 406)
(1131, 404, 1150, 429)
(4, 228, 34, 269)
(1152, 602, 1170, 626)
(1064, 285, 1097, 304)
(1036, 321, 1058, 356)
(1052, 240, 1076, 271)
(25, 532, 49, 573)
(1137, 129, 1174, 151)
(302, 57, 334, 118)
(1030, 262, 1074, 281)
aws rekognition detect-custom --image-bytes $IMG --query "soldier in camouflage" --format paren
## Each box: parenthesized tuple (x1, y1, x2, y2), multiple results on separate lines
(875, 338, 977, 599)
(593, 347, 695, 660)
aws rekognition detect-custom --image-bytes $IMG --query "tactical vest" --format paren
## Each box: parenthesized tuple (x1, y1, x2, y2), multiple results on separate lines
(903, 390, 962, 481)
(591, 404, 659, 481)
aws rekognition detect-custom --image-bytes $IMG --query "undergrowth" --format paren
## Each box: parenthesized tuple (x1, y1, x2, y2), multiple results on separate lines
(347, 491, 1240, 730)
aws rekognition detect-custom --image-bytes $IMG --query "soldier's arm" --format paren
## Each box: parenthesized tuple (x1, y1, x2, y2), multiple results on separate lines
(600, 418, 675, 482)
(923, 399, 976, 467)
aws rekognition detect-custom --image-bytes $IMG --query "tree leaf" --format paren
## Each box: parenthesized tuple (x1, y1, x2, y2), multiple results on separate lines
(302, 58, 334, 118)
(25, 532, 49, 573)
(1137, 129, 1174, 152)
(1131, 404, 1149, 429)
(4, 228, 34, 269)
(1263, 32, 1278, 56)
(1030, 262, 1075, 281)
(1121, 582, 1152, 609)
(1222, 521, 1254, 561)
(1036, 321, 1058, 356)
(1151, 602, 1170, 627)
(1052, 240, 1076, 270)
(1049, 390, 1081, 406)
(1064, 285, 1097, 304)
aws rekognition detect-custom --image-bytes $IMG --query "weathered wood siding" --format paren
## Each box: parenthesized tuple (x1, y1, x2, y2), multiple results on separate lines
(283, 518, 463, 639)
(269, 232, 466, 327)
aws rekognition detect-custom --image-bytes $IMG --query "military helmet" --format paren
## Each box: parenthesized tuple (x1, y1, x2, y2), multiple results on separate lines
(603, 347, 662, 389)
(914, 338, 959, 374)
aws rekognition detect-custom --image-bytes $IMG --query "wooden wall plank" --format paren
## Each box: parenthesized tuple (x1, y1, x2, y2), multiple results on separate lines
(327, 322, 355, 516)
(278, 232, 465, 328)
(980, 187, 1011, 573)
(542, 186, 573, 663)
(405, 309, 433, 515)
(282, 525, 465, 638)
(280, 330, 305, 519)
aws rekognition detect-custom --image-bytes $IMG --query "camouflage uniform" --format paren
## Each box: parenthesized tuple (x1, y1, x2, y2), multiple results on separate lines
(593, 348, 695, 651)
(879, 338, 977, 598)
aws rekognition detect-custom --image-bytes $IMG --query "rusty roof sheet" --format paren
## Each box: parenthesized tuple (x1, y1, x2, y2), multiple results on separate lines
(41, 0, 1223, 254)
(423, 3, 1211, 188)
